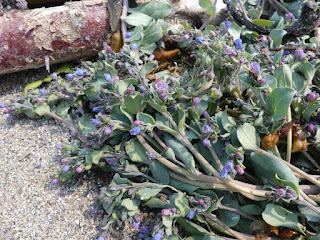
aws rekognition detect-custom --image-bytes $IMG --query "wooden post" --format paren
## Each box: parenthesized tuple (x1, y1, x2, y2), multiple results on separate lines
(0, 0, 111, 75)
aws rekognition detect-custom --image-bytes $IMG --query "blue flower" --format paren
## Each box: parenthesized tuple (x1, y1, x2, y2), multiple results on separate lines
(139, 86, 146, 92)
(153, 232, 162, 240)
(130, 127, 141, 135)
(284, 50, 291, 55)
(133, 222, 140, 229)
(202, 125, 212, 134)
(131, 43, 138, 49)
(39, 89, 46, 94)
(224, 161, 234, 172)
(0, 103, 6, 108)
(250, 62, 260, 73)
(224, 21, 231, 31)
(75, 69, 85, 76)
(147, 153, 157, 159)
(140, 225, 150, 234)
(92, 107, 100, 112)
(104, 73, 112, 82)
(203, 138, 210, 146)
(62, 165, 70, 173)
(97, 236, 105, 240)
(90, 119, 100, 126)
(138, 233, 147, 239)
(220, 168, 228, 179)
(202, 111, 209, 117)
(56, 144, 62, 150)
(106, 158, 117, 166)
(235, 39, 243, 50)
(65, 73, 75, 80)
(196, 36, 204, 44)
(126, 32, 132, 38)
(186, 209, 197, 220)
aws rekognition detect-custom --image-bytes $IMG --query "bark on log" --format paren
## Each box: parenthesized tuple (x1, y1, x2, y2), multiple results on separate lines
(0, 0, 112, 75)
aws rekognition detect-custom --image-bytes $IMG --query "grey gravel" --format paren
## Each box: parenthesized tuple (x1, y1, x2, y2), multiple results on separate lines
(0, 68, 103, 240)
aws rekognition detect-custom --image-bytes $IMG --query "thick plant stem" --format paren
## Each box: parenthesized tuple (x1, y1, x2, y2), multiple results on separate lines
(201, 213, 254, 240)
(296, 195, 320, 214)
(303, 151, 320, 169)
(257, 148, 320, 187)
(286, 107, 292, 163)
(207, 145, 224, 171)
(300, 190, 318, 207)
(177, 135, 268, 197)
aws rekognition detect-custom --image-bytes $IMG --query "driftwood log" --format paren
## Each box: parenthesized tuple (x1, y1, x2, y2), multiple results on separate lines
(0, 0, 112, 75)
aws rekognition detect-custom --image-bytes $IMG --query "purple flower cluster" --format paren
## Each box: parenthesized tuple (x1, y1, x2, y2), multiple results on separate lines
(130, 126, 142, 135)
(90, 119, 100, 126)
(202, 125, 212, 134)
(250, 62, 260, 73)
(220, 161, 234, 179)
(155, 81, 167, 94)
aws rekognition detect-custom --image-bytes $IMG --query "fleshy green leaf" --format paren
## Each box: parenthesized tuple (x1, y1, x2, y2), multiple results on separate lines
(297, 62, 315, 85)
(266, 88, 296, 121)
(252, 19, 274, 27)
(228, 22, 241, 39)
(124, 95, 146, 114)
(136, 112, 156, 125)
(274, 65, 292, 88)
(269, 29, 287, 47)
(137, 187, 163, 200)
(35, 103, 50, 116)
(250, 152, 299, 193)
(78, 114, 96, 135)
(262, 204, 305, 234)
(150, 160, 170, 184)
(139, 1, 172, 20)
(174, 192, 191, 217)
(121, 12, 153, 26)
(121, 198, 140, 211)
(237, 123, 258, 150)
(125, 139, 150, 165)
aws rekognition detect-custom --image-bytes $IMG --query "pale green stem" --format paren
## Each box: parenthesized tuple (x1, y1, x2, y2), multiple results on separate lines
(208, 145, 224, 171)
(286, 107, 292, 163)
(177, 135, 268, 197)
(300, 190, 318, 207)
(303, 151, 320, 170)
(273, 145, 281, 158)
(257, 148, 320, 187)
(201, 213, 254, 240)
(297, 195, 320, 214)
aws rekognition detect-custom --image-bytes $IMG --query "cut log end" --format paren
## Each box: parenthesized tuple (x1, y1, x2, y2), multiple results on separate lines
(0, 0, 112, 75)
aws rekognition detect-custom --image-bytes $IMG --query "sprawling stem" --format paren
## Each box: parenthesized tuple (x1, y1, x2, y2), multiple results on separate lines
(303, 151, 320, 170)
(286, 107, 292, 163)
(201, 213, 254, 240)
(257, 148, 320, 187)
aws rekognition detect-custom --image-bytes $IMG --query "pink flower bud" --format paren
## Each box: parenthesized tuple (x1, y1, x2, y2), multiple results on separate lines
(239, 57, 245, 64)
(61, 158, 68, 163)
(260, 36, 268, 43)
(198, 199, 204, 205)
(259, 78, 266, 85)
(164, 146, 169, 151)
(286, 12, 294, 20)
(76, 167, 83, 173)
(134, 120, 141, 126)
(236, 167, 244, 175)
(3, 108, 10, 114)
(279, 62, 285, 66)
(126, 88, 133, 95)
(183, 34, 190, 40)
(161, 209, 171, 216)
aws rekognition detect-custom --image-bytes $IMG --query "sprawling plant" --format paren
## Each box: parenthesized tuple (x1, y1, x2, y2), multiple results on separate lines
(2, 1, 320, 239)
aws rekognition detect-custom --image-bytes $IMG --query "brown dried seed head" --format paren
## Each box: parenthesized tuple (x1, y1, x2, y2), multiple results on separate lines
(260, 133, 280, 150)
(292, 136, 308, 152)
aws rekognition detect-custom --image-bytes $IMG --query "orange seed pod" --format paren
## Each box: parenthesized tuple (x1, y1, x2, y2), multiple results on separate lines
(260, 133, 280, 150)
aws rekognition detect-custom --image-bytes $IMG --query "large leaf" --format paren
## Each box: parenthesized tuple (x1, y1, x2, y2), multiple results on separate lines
(124, 95, 146, 114)
(228, 22, 241, 39)
(177, 217, 211, 236)
(121, 12, 153, 26)
(174, 192, 191, 217)
(269, 29, 286, 47)
(139, 1, 172, 20)
(34, 102, 50, 116)
(78, 114, 96, 135)
(237, 123, 258, 150)
(216, 193, 240, 227)
(274, 65, 292, 88)
(297, 62, 315, 85)
(170, 178, 199, 194)
(137, 187, 163, 200)
(164, 134, 196, 172)
(262, 204, 305, 234)
(136, 112, 156, 125)
(150, 160, 170, 184)
(298, 205, 320, 223)
(252, 19, 274, 27)
(266, 88, 296, 121)
(125, 139, 150, 165)
(121, 198, 140, 211)
(250, 152, 299, 193)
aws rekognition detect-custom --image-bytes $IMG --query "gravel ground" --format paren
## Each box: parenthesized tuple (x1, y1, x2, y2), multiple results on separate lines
(0, 68, 104, 240)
